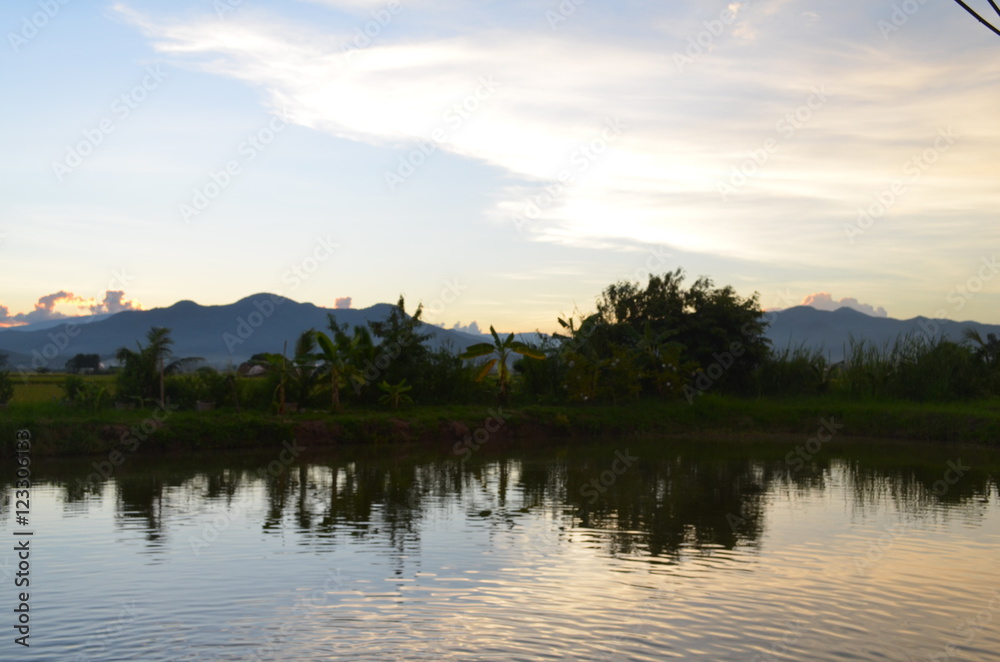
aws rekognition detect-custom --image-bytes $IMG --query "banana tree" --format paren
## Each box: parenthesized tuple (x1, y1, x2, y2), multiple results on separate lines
(963, 328, 1000, 393)
(290, 329, 321, 406)
(460, 326, 545, 404)
(248, 332, 316, 413)
(315, 318, 377, 409)
(962, 328, 1000, 369)
(250, 351, 292, 413)
(378, 379, 413, 408)
(553, 314, 606, 402)
(625, 322, 691, 396)
(314, 331, 345, 411)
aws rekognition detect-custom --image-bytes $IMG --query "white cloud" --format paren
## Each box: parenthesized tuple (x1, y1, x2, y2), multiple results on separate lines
(116, 1, 1000, 275)
(800, 292, 888, 318)
(90, 290, 142, 314)
(449, 321, 484, 335)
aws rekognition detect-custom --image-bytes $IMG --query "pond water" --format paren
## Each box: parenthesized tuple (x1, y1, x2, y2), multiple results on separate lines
(3, 435, 1000, 661)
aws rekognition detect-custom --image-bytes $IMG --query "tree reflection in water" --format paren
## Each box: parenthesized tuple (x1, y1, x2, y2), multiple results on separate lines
(40, 438, 999, 560)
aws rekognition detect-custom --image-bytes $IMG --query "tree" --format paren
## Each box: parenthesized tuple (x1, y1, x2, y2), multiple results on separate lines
(513, 333, 566, 403)
(249, 330, 322, 412)
(315, 318, 376, 410)
(962, 327, 1000, 394)
(554, 313, 610, 402)
(552, 313, 663, 404)
(460, 325, 545, 404)
(250, 352, 292, 413)
(625, 322, 699, 398)
(290, 329, 321, 406)
(366, 296, 432, 392)
(66, 353, 101, 373)
(962, 328, 1000, 369)
(596, 271, 769, 394)
(115, 327, 202, 407)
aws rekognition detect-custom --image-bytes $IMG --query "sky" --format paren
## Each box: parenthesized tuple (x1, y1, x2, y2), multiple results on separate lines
(2, 0, 999, 334)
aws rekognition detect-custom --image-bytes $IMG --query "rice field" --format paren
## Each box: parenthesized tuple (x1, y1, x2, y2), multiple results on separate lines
(8, 373, 114, 404)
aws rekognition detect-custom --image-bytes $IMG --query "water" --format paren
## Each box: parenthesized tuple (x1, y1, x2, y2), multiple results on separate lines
(2, 437, 999, 661)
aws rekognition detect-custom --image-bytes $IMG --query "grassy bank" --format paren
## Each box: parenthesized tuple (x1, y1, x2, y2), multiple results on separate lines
(3, 394, 1000, 457)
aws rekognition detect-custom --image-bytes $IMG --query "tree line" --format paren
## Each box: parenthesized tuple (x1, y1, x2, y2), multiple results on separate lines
(42, 269, 1000, 412)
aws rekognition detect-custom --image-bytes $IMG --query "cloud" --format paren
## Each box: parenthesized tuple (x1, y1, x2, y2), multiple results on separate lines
(0, 290, 143, 327)
(37, 290, 77, 311)
(335, 296, 352, 309)
(7, 290, 79, 325)
(450, 321, 484, 335)
(90, 290, 143, 315)
(117, 1, 1000, 277)
(800, 292, 888, 318)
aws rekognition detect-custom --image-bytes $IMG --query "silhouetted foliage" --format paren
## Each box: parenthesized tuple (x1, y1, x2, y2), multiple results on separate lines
(65, 353, 101, 373)
(595, 270, 769, 395)
(366, 296, 433, 399)
(460, 325, 544, 405)
(115, 327, 203, 406)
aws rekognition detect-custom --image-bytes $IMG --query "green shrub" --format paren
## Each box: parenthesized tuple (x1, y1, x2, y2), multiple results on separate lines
(0, 370, 14, 404)
(62, 374, 86, 401)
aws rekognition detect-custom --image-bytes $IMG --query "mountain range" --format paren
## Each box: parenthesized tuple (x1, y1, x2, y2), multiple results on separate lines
(764, 306, 999, 360)
(0, 294, 486, 372)
(1, 295, 997, 372)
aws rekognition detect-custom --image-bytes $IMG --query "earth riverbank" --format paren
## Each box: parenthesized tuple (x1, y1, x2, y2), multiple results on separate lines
(3, 395, 1000, 457)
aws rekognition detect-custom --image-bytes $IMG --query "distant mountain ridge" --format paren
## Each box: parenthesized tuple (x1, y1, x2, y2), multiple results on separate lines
(764, 306, 1000, 361)
(0, 294, 486, 372)
(2, 298, 997, 372)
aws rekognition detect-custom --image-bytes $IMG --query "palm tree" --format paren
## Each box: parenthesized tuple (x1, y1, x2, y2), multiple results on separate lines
(460, 326, 544, 404)
(115, 327, 202, 407)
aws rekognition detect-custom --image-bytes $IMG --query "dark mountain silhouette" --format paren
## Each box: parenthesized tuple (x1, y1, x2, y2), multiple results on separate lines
(0, 294, 485, 372)
(3, 298, 997, 372)
(765, 306, 1000, 361)
(0, 312, 116, 333)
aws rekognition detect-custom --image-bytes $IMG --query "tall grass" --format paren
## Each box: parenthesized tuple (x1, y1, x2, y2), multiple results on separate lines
(752, 333, 996, 401)
(836, 334, 986, 401)
(752, 344, 834, 397)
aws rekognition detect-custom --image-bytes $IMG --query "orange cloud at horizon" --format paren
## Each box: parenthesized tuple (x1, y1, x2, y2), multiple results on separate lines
(0, 290, 143, 328)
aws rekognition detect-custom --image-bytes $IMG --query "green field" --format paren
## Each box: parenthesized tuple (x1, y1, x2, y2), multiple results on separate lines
(8, 373, 114, 405)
